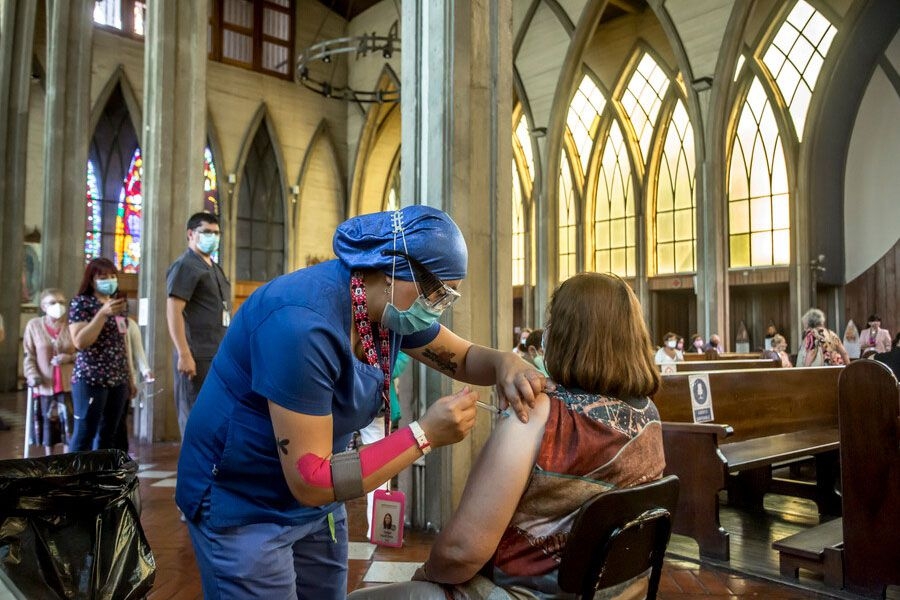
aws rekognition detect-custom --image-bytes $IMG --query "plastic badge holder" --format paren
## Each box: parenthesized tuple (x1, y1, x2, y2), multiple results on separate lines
(370, 488, 405, 547)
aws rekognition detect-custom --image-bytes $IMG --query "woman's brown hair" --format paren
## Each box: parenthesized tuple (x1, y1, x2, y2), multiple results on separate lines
(77, 257, 117, 297)
(543, 272, 660, 398)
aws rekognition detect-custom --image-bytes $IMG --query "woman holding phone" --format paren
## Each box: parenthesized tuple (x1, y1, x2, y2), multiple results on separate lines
(68, 257, 131, 451)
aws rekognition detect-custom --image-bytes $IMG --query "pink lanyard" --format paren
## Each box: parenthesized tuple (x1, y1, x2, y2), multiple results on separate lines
(350, 272, 392, 437)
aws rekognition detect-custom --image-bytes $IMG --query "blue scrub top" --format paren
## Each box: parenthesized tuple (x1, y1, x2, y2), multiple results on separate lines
(175, 260, 440, 528)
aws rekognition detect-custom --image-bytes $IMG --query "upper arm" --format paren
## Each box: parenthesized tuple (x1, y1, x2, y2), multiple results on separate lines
(167, 262, 199, 301)
(268, 400, 336, 506)
(429, 394, 552, 576)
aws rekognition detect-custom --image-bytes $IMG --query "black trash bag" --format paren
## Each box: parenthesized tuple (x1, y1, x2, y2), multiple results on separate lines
(0, 450, 155, 599)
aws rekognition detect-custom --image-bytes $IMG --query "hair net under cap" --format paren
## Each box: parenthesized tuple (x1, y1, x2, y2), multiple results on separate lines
(333, 205, 468, 281)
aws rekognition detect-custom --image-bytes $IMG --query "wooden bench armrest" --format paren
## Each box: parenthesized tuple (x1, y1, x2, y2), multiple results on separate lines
(662, 421, 734, 438)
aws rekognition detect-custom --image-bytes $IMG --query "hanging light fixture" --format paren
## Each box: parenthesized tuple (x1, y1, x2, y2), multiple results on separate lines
(296, 1, 400, 104)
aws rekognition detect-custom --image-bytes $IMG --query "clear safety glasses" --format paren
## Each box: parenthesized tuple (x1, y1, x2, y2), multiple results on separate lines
(383, 250, 461, 311)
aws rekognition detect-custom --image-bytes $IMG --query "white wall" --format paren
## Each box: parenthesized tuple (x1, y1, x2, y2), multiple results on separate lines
(843, 30, 900, 281)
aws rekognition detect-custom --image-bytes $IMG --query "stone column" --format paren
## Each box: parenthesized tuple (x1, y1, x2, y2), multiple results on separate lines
(402, 0, 513, 528)
(140, 0, 207, 441)
(42, 0, 93, 296)
(0, 0, 37, 390)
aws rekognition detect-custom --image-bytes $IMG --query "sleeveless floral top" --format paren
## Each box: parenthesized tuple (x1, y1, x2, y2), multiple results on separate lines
(489, 386, 665, 598)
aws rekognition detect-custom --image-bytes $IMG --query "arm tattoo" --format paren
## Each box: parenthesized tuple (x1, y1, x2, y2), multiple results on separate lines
(422, 346, 458, 376)
(277, 438, 290, 455)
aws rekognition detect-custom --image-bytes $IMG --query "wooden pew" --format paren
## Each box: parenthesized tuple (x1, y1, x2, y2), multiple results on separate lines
(674, 359, 779, 372)
(683, 352, 767, 362)
(654, 367, 843, 560)
(774, 360, 900, 595)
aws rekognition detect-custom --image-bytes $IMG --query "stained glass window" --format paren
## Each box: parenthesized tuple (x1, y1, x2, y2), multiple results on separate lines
(203, 145, 222, 263)
(620, 53, 670, 162)
(204, 146, 220, 216)
(762, 0, 837, 140)
(558, 153, 578, 281)
(655, 100, 696, 274)
(594, 120, 636, 277)
(115, 148, 143, 273)
(728, 77, 790, 267)
(565, 75, 606, 174)
(85, 161, 102, 262)
(512, 161, 526, 286)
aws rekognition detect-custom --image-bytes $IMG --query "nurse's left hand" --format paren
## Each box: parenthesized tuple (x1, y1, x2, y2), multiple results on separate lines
(495, 352, 555, 424)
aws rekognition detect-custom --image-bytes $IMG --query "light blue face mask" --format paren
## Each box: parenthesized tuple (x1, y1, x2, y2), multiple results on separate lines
(382, 296, 443, 336)
(95, 278, 118, 296)
(533, 354, 549, 377)
(197, 232, 220, 255)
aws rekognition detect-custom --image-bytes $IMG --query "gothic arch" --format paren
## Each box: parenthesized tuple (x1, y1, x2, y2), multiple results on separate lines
(349, 64, 401, 216)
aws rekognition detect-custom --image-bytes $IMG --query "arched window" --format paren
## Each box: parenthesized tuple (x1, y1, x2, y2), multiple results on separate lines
(85, 161, 102, 262)
(86, 83, 140, 268)
(115, 148, 143, 273)
(762, 0, 837, 140)
(655, 100, 696, 274)
(565, 75, 606, 175)
(620, 52, 670, 162)
(728, 77, 790, 267)
(593, 120, 635, 277)
(236, 124, 285, 282)
(512, 161, 526, 286)
(203, 145, 222, 263)
(558, 153, 578, 281)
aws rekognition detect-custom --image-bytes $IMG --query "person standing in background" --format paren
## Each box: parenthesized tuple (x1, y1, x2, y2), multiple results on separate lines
(68, 258, 130, 451)
(860, 314, 891, 355)
(24, 289, 76, 454)
(115, 310, 153, 452)
(843, 319, 861, 359)
(166, 212, 231, 439)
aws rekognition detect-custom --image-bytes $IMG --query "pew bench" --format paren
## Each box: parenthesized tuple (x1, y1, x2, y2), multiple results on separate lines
(654, 367, 844, 561)
(674, 359, 779, 372)
(773, 360, 900, 596)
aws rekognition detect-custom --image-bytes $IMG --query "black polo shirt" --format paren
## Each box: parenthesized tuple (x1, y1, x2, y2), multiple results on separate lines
(166, 249, 231, 359)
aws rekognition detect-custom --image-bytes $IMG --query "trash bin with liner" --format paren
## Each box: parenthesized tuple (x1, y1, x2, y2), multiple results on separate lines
(0, 449, 155, 599)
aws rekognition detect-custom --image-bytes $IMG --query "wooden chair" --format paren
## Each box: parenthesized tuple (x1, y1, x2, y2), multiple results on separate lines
(558, 475, 680, 599)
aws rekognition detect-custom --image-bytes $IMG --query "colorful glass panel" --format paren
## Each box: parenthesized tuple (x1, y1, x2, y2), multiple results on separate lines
(115, 148, 143, 273)
(85, 161, 102, 263)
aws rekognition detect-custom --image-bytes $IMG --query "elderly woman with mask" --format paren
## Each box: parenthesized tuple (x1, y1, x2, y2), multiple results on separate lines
(176, 206, 548, 599)
(23, 288, 76, 454)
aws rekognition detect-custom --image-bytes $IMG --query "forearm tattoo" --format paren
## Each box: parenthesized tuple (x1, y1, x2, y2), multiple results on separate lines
(277, 437, 290, 455)
(423, 346, 458, 376)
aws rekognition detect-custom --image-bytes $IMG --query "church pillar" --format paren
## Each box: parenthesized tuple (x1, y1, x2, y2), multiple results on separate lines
(141, 0, 207, 440)
(0, 0, 37, 390)
(42, 0, 93, 297)
(401, 0, 513, 527)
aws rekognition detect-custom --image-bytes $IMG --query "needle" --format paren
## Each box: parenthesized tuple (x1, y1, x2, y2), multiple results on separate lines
(475, 400, 504, 415)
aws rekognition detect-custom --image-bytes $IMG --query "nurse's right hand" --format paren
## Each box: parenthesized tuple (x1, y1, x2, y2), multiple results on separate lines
(419, 386, 478, 448)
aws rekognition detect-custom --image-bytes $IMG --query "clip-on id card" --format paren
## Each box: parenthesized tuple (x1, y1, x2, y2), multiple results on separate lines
(370, 488, 405, 547)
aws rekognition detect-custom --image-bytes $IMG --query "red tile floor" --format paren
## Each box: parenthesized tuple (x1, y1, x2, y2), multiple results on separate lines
(0, 391, 842, 598)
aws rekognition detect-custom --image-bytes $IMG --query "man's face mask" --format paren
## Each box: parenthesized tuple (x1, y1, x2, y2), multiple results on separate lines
(666, 340, 678, 349)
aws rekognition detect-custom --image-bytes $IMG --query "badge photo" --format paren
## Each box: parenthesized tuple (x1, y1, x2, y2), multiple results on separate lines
(370, 489, 405, 547)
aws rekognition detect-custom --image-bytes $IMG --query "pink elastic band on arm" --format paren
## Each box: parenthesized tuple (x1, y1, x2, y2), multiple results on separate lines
(296, 426, 417, 490)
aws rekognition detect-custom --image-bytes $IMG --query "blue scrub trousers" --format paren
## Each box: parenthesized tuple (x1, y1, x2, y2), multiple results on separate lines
(187, 503, 349, 599)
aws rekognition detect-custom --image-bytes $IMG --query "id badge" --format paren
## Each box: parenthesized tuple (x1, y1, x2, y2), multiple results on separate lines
(222, 310, 231, 327)
(115, 316, 127, 334)
(370, 489, 405, 547)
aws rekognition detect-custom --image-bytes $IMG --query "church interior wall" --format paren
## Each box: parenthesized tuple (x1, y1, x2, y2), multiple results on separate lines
(843, 29, 900, 283)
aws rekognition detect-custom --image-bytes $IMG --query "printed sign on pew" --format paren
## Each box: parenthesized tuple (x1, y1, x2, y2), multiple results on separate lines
(688, 374, 714, 423)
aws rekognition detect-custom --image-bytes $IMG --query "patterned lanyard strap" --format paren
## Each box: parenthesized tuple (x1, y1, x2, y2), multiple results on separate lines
(350, 272, 392, 437)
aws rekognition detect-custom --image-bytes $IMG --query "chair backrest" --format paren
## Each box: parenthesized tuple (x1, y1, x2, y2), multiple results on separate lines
(558, 475, 680, 599)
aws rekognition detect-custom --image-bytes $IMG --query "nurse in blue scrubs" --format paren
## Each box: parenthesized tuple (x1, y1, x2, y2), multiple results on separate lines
(176, 206, 549, 599)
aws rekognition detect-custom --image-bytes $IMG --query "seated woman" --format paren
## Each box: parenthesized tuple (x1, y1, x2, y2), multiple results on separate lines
(762, 333, 792, 368)
(654, 331, 683, 373)
(350, 272, 665, 600)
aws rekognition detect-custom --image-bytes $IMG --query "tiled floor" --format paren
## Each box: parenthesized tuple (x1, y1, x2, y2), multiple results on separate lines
(0, 390, 853, 598)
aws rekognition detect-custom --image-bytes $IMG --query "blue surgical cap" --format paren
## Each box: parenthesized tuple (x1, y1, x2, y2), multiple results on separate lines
(333, 205, 468, 281)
